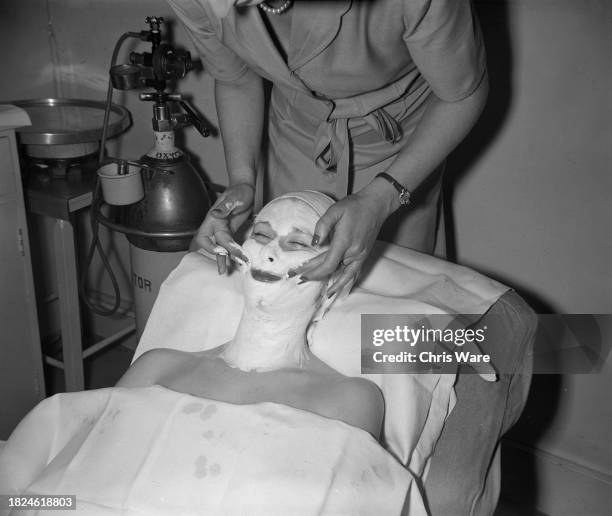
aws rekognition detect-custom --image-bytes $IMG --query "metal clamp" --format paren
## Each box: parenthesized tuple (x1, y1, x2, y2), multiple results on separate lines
(95, 204, 197, 239)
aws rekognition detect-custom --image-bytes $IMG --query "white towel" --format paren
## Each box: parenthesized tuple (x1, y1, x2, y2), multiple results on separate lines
(135, 241, 508, 475)
(0, 386, 426, 516)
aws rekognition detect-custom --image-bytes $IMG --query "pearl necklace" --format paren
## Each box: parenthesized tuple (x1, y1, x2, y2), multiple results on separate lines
(258, 0, 293, 15)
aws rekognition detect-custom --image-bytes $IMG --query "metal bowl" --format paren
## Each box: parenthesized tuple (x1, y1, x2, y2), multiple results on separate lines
(13, 98, 131, 146)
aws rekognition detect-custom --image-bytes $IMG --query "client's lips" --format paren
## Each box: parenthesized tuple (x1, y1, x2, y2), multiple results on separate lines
(250, 268, 282, 283)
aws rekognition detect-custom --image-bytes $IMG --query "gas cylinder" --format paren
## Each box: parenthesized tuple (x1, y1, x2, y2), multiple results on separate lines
(93, 16, 212, 338)
(120, 128, 210, 337)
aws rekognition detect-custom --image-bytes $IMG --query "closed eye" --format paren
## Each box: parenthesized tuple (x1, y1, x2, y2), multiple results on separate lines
(253, 232, 272, 243)
(283, 239, 312, 251)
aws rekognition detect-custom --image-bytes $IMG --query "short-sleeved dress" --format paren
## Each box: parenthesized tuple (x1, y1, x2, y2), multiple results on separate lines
(167, 0, 486, 253)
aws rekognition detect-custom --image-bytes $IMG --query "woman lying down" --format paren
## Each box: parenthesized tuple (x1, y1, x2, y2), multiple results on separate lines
(0, 192, 426, 515)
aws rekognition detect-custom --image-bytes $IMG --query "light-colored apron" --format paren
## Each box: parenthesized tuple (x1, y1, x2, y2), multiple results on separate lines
(226, 2, 447, 254)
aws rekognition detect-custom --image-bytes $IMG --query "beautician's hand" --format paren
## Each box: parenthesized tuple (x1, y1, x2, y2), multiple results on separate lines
(294, 179, 400, 297)
(191, 183, 254, 272)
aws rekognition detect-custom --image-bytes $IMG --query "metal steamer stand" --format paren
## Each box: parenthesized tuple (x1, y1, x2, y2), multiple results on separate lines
(96, 16, 212, 339)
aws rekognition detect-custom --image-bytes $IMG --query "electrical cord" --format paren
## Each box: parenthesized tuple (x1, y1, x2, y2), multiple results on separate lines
(79, 31, 141, 316)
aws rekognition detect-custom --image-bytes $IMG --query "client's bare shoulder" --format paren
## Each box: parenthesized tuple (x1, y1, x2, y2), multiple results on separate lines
(314, 373, 384, 440)
(116, 348, 192, 388)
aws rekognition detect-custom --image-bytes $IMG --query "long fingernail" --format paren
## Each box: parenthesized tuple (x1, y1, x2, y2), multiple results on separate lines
(297, 276, 309, 285)
(211, 207, 227, 216)
(217, 259, 227, 275)
(231, 256, 247, 267)
(311, 234, 320, 246)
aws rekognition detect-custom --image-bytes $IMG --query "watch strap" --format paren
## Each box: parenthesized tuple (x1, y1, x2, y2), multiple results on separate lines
(376, 172, 411, 206)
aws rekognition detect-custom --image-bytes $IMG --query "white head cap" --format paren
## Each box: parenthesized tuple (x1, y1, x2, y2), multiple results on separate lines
(259, 190, 334, 219)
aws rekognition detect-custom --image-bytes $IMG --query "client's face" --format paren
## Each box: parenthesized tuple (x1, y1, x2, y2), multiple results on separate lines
(240, 198, 327, 311)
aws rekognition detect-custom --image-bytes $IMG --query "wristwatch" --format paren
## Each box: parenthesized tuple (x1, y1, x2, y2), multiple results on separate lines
(376, 172, 412, 206)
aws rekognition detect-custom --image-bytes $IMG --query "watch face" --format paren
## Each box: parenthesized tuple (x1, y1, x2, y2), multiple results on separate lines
(399, 190, 411, 205)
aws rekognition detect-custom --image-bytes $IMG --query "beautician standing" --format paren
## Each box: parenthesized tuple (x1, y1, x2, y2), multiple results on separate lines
(168, 0, 488, 293)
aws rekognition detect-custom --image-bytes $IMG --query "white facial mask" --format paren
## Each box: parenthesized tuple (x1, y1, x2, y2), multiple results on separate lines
(239, 199, 327, 312)
(221, 194, 335, 372)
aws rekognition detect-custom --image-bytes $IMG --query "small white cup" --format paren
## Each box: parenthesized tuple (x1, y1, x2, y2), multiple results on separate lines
(97, 162, 144, 206)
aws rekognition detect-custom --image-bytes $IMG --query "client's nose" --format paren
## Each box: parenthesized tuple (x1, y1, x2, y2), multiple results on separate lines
(261, 243, 280, 264)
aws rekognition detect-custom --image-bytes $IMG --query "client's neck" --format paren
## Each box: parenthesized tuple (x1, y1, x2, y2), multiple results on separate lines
(221, 303, 313, 372)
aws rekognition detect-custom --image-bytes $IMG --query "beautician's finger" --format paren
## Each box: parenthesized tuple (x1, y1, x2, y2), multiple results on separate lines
(209, 195, 233, 218)
(194, 214, 233, 254)
(311, 206, 342, 247)
(305, 240, 350, 281)
(287, 251, 329, 278)
(326, 261, 361, 298)
(292, 248, 340, 281)
(196, 233, 218, 254)
(307, 215, 358, 280)
(216, 253, 228, 275)
(212, 246, 229, 275)
(226, 242, 250, 266)
(339, 254, 360, 266)
(211, 201, 246, 218)
(214, 229, 249, 264)
(339, 264, 361, 296)
(300, 252, 360, 278)
(210, 186, 253, 218)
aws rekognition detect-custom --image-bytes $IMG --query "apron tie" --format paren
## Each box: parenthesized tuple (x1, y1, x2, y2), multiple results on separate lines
(364, 108, 403, 145)
(276, 71, 424, 199)
(313, 106, 403, 199)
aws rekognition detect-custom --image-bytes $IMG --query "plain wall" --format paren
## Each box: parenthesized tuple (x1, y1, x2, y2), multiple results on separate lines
(451, 0, 611, 315)
(453, 2, 611, 514)
(1, 1, 610, 514)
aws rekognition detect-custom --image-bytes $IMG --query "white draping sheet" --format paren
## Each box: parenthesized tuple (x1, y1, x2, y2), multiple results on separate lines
(0, 386, 425, 516)
(135, 242, 509, 475)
